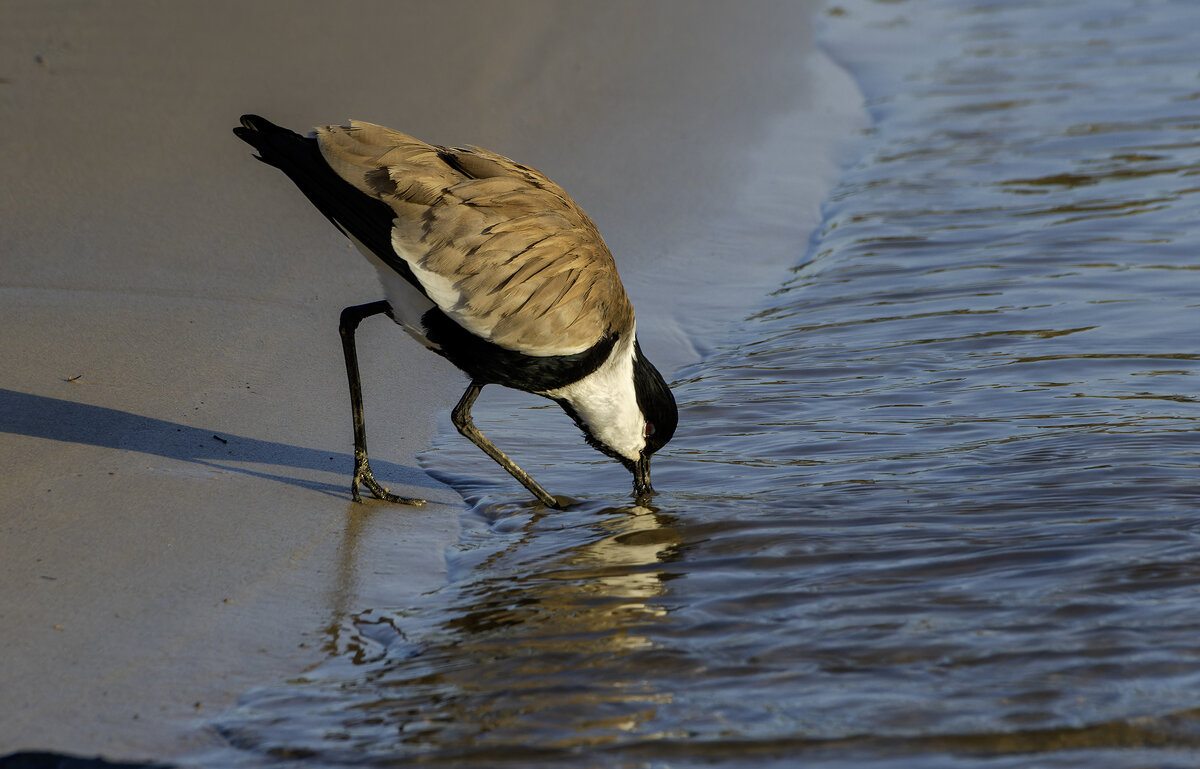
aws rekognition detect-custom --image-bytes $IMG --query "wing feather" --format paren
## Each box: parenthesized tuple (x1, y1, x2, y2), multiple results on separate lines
(317, 120, 632, 356)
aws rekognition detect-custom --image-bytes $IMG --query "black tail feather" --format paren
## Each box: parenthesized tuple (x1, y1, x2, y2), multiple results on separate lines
(232, 114, 422, 295)
(232, 114, 303, 166)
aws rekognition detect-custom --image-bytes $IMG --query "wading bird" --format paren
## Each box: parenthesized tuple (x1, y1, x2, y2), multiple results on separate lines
(233, 115, 676, 508)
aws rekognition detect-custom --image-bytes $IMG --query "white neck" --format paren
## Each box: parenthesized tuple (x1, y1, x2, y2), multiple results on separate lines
(538, 332, 645, 461)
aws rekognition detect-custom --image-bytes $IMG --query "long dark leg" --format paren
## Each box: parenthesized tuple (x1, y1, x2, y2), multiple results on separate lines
(451, 382, 562, 509)
(339, 301, 424, 505)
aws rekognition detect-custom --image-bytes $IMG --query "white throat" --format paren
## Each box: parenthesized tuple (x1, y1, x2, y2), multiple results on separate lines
(539, 332, 645, 462)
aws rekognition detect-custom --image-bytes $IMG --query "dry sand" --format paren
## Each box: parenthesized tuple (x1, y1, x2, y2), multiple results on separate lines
(0, 1, 862, 762)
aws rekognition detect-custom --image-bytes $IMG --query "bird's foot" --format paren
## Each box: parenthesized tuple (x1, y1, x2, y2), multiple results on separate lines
(352, 460, 425, 506)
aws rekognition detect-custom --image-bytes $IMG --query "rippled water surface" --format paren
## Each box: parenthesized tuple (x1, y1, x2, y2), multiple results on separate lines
(212, 1, 1200, 766)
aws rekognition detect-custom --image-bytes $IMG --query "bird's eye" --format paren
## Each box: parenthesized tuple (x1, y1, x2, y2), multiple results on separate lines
(645, 422, 655, 437)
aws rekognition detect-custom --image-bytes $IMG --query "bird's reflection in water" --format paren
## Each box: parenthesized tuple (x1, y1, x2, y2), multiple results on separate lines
(326, 501, 685, 758)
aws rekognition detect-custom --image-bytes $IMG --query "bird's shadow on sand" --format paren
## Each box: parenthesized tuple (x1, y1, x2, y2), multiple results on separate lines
(0, 388, 435, 499)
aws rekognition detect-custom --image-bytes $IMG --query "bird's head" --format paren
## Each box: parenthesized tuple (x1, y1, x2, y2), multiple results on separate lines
(555, 338, 676, 500)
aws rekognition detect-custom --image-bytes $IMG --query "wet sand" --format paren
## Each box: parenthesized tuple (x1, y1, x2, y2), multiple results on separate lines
(0, 1, 860, 761)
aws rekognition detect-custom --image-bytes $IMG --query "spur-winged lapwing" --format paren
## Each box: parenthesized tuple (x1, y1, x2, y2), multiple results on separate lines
(233, 115, 676, 508)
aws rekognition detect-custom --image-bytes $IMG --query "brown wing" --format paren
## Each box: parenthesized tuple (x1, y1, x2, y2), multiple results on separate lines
(316, 120, 634, 356)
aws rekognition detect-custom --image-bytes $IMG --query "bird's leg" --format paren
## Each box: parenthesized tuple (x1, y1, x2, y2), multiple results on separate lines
(451, 382, 562, 509)
(339, 301, 424, 505)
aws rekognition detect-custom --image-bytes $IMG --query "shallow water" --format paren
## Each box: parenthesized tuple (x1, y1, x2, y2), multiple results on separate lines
(211, 1, 1200, 766)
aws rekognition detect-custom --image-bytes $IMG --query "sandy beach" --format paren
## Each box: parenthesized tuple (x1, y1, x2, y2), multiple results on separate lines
(1, 1, 860, 762)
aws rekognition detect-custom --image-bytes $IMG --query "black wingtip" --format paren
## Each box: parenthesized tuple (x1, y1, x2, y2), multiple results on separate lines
(233, 114, 292, 146)
(237, 113, 269, 132)
(232, 114, 259, 144)
(233, 115, 307, 166)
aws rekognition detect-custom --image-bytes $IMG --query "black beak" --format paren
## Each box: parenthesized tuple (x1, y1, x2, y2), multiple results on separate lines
(632, 454, 653, 497)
